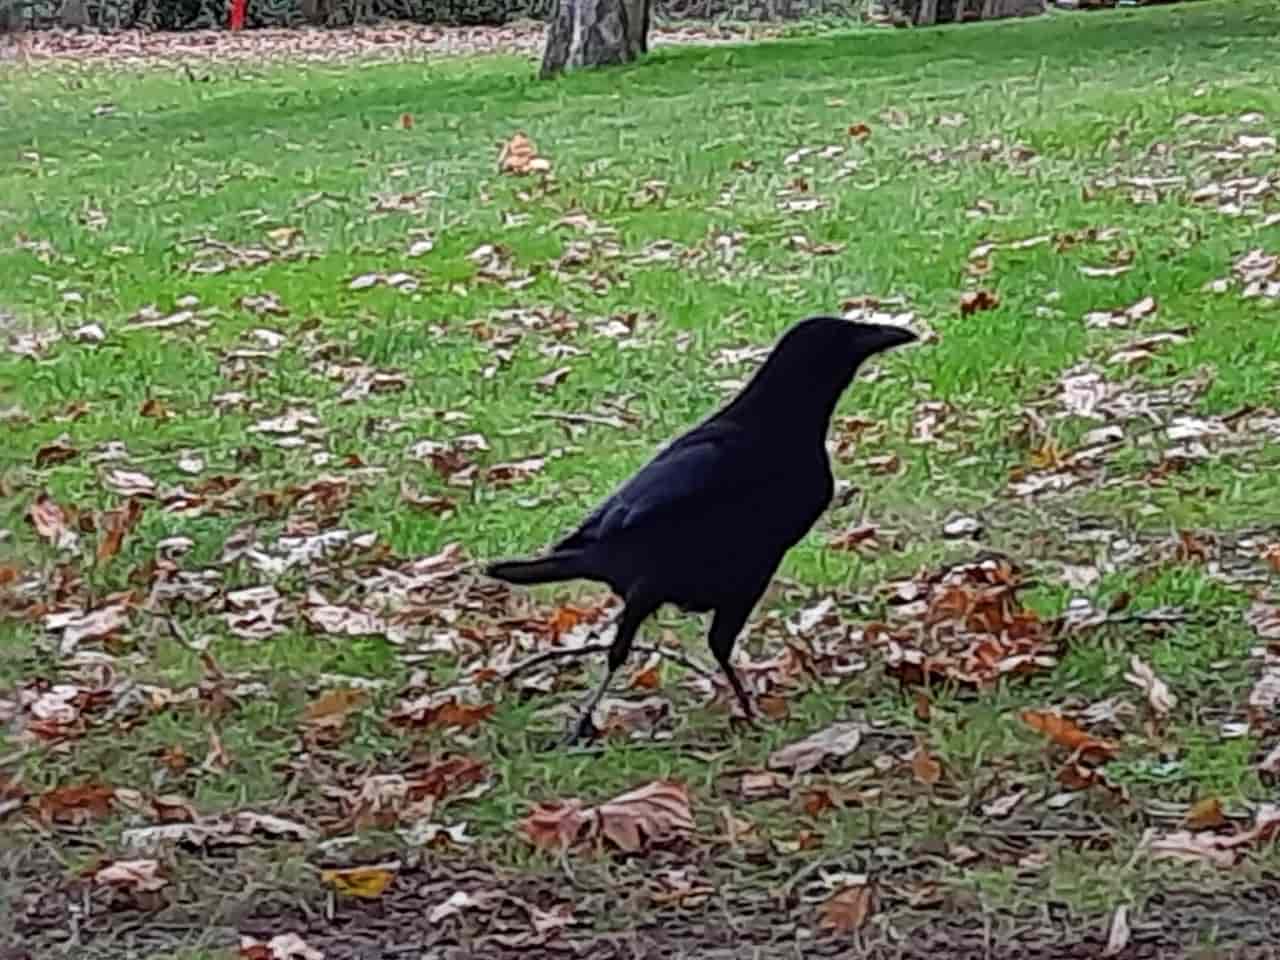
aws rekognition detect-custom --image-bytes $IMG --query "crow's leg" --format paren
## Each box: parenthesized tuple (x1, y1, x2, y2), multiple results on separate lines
(560, 595, 659, 747)
(707, 606, 756, 723)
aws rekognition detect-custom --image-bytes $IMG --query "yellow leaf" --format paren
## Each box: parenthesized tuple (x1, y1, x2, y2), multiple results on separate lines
(321, 866, 395, 899)
(1185, 796, 1226, 830)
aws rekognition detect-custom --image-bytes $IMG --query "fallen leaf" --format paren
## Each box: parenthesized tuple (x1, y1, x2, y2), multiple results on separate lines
(34, 437, 78, 467)
(739, 770, 789, 800)
(1147, 829, 1237, 868)
(848, 122, 872, 139)
(46, 603, 131, 655)
(1259, 742, 1280, 776)
(982, 789, 1026, 818)
(498, 131, 551, 175)
(240, 933, 324, 960)
(1185, 796, 1226, 830)
(28, 492, 79, 551)
(91, 859, 167, 892)
(103, 468, 156, 497)
(321, 864, 396, 899)
(1124, 656, 1177, 717)
(518, 780, 693, 855)
(304, 688, 368, 729)
(97, 499, 143, 562)
(960, 289, 1000, 316)
(595, 780, 694, 853)
(518, 799, 591, 852)
(34, 783, 116, 826)
(534, 366, 571, 392)
(768, 722, 863, 774)
(1020, 709, 1118, 762)
(389, 695, 495, 730)
(910, 746, 942, 785)
(1103, 904, 1131, 957)
(818, 882, 874, 933)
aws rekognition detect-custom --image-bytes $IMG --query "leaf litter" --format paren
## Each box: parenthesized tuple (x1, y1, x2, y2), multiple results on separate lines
(7, 18, 1280, 960)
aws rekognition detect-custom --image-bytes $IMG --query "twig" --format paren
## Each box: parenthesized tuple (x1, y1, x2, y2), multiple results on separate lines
(777, 853, 934, 903)
(1100, 610, 1195, 626)
(504, 642, 713, 682)
(530, 410, 633, 430)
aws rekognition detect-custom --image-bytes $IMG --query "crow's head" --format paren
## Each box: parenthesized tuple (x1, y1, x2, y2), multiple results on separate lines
(766, 313, 916, 389)
(721, 315, 917, 434)
(781, 314, 917, 366)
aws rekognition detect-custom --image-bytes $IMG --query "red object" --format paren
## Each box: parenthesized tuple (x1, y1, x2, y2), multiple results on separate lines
(229, 0, 247, 30)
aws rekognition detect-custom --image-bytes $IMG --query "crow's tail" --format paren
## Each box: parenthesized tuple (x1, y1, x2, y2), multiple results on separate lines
(484, 550, 586, 586)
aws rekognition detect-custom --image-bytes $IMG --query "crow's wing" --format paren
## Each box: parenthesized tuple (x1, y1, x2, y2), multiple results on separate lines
(555, 424, 753, 550)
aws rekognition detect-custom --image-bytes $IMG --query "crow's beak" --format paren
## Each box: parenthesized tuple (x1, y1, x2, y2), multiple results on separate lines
(867, 323, 918, 353)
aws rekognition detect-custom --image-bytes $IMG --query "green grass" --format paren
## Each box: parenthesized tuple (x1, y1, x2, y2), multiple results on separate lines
(2, 1, 1280, 954)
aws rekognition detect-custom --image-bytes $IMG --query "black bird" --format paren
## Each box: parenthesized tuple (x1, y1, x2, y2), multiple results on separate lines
(486, 316, 917, 744)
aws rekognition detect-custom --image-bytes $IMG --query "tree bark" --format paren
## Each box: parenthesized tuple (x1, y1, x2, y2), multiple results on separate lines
(540, 0, 650, 79)
(60, 0, 89, 27)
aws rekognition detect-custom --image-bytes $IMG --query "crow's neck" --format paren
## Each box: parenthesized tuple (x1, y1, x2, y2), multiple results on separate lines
(718, 375, 848, 448)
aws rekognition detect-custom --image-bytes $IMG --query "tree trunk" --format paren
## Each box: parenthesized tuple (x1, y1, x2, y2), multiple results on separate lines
(60, 0, 89, 27)
(301, 0, 331, 24)
(540, 0, 650, 79)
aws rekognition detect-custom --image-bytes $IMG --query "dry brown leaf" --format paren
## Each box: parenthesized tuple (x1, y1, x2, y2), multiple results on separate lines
(101, 467, 155, 498)
(46, 603, 132, 655)
(517, 780, 693, 855)
(595, 780, 694, 852)
(910, 746, 942, 785)
(629, 664, 661, 689)
(240, 932, 324, 960)
(389, 696, 495, 730)
(739, 770, 789, 800)
(1147, 829, 1237, 868)
(1124, 656, 1177, 717)
(1256, 545, 1280, 575)
(818, 882, 874, 933)
(203, 729, 232, 772)
(34, 783, 116, 825)
(982, 789, 1026, 818)
(34, 437, 78, 467)
(28, 492, 79, 551)
(768, 721, 863, 774)
(1185, 796, 1226, 830)
(848, 122, 872, 139)
(97, 498, 144, 562)
(597, 696, 670, 735)
(498, 131, 551, 176)
(1020, 709, 1118, 762)
(518, 800, 592, 852)
(757, 694, 789, 720)
(960, 289, 1000, 317)
(91, 858, 167, 892)
(304, 688, 368, 729)
(1148, 804, 1280, 869)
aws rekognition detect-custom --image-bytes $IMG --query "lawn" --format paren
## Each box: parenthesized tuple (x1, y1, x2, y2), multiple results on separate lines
(2, 2, 1279, 956)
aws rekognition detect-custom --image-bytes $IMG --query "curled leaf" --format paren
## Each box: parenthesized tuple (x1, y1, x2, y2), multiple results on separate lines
(768, 722, 863, 775)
